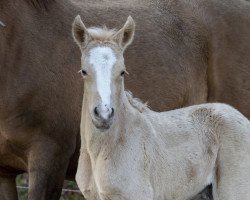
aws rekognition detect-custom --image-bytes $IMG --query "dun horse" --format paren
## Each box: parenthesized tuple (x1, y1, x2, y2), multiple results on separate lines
(73, 16, 250, 200)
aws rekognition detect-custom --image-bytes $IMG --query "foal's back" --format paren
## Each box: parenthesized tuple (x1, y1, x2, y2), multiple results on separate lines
(142, 103, 250, 200)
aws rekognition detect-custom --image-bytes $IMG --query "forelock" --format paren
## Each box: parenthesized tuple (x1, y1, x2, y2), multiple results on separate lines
(88, 26, 117, 42)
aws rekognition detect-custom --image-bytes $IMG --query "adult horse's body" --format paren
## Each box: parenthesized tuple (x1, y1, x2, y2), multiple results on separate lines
(73, 16, 250, 200)
(0, 0, 250, 199)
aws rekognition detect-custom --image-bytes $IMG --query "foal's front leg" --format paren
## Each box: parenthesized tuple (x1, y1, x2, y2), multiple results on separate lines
(76, 147, 100, 200)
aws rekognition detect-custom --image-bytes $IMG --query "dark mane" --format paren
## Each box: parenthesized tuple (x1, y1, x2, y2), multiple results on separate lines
(24, 0, 56, 10)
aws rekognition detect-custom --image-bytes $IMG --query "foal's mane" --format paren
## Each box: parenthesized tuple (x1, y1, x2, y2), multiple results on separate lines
(88, 27, 117, 42)
(125, 91, 149, 113)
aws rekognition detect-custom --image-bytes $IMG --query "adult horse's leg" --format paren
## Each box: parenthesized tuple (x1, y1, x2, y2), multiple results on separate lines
(0, 176, 18, 200)
(27, 138, 75, 200)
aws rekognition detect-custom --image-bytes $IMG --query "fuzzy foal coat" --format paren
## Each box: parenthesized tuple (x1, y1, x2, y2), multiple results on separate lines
(73, 18, 250, 200)
(78, 93, 250, 200)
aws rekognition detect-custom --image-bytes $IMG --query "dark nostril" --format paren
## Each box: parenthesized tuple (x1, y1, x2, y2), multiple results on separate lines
(110, 108, 114, 117)
(94, 107, 99, 117)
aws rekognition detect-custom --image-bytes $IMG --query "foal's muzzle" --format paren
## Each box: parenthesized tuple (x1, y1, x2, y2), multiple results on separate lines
(92, 104, 114, 130)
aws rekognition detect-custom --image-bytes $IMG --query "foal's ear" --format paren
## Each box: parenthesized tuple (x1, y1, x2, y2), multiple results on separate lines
(72, 15, 92, 49)
(113, 16, 135, 50)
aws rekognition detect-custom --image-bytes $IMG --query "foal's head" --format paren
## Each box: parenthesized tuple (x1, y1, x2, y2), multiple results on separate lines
(72, 15, 135, 130)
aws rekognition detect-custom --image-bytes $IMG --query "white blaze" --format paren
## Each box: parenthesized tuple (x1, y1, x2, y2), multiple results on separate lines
(89, 46, 116, 107)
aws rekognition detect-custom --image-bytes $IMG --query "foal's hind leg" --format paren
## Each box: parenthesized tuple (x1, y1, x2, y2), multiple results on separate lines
(214, 127, 250, 199)
(213, 158, 250, 200)
(0, 176, 18, 200)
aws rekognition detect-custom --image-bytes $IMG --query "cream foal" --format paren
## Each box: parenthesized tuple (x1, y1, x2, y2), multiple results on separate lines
(72, 16, 250, 200)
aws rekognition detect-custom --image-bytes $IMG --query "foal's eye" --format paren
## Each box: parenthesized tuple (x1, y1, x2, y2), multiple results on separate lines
(120, 71, 125, 77)
(80, 69, 87, 76)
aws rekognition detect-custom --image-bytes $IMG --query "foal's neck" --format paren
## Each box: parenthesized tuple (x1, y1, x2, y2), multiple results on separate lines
(82, 90, 135, 160)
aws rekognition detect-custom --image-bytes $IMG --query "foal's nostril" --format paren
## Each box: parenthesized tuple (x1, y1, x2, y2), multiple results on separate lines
(94, 107, 99, 117)
(94, 106, 114, 120)
(110, 108, 114, 117)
